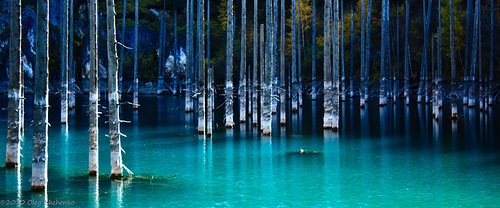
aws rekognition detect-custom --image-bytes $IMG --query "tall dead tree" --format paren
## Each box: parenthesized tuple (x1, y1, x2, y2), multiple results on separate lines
(469, 0, 479, 107)
(88, 0, 99, 176)
(332, 0, 340, 130)
(239, 0, 247, 123)
(323, 0, 333, 129)
(68, 0, 75, 109)
(133, 0, 139, 108)
(360, 0, 366, 103)
(291, 0, 298, 112)
(6, 0, 22, 168)
(489, 0, 494, 106)
(185, 0, 194, 112)
(280, 0, 286, 124)
(60, 0, 69, 124)
(107, 0, 124, 179)
(450, 0, 458, 118)
(252, 0, 259, 126)
(262, 0, 273, 135)
(311, 0, 317, 100)
(464, 0, 473, 105)
(404, 0, 410, 105)
(379, 0, 389, 106)
(32, 0, 50, 191)
(225, 0, 235, 128)
(197, 0, 206, 132)
(297, 0, 303, 107)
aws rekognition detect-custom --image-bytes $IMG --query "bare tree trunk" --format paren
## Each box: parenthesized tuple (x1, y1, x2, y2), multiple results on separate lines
(206, 1, 213, 136)
(379, 0, 389, 106)
(119, 0, 127, 97)
(297, 0, 303, 107)
(395, 0, 400, 101)
(291, 0, 298, 112)
(323, 0, 333, 129)
(464, 0, 474, 105)
(350, 4, 355, 99)
(360, 0, 366, 103)
(6, 0, 22, 168)
(158, 12, 165, 94)
(364, 0, 372, 102)
(133, 0, 139, 109)
(60, 0, 69, 124)
(311, 0, 317, 100)
(280, 0, 286, 124)
(404, 0, 410, 105)
(225, 0, 235, 128)
(469, 0, 479, 108)
(272, 0, 278, 114)
(252, 0, 259, 126)
(436, 0, 442, 117)
(88, 0, 99, 176)
(185, 0, 194, 112)
(32, 0, 49, 191)
(197, 0, 206, 133)
(107, 0, 123, 179)
(489, 0, 494, 106)
(332, 0, 340, 130)
(479, 3, 484, 111)
(68, 0, 75, 109)
(174, 9, 178, 95)
(450, 0, 457, 118)
(260, 24, 265, 129)
(340, 0, 346, 100)
(262, 0, 273, 135)
(239, 0, 247, 123)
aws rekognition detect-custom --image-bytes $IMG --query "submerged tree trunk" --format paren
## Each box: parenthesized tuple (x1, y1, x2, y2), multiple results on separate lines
(489, 0, 494, 106)
(311, 0, 317, 100)
(297, 0, 303, 107)
(272, 0, 278, 114)
(340, 0, 345, 100)
(119, 0, 127, 97)
(173, 9, 178, 95)
(88, 0, 99, 176)
(291, 0, 298, 112)
(225, 0, 234, 128)
(259, 24, 265, 129)
(158, 12, 165, 94)
(6, 0, 22, 168)
(394, 0, 400, 101)
(107, 0, 123, 179)
(280, 0, 286, 124)
(404, 0, 410, 105)
(68, 0, 75, 109)
(198, 0, 206, 132)
(262, 0, 273, 135)
(364, 0, 372, 102)
(332, 0, 340, 130)
(323, 0, 333, 129)
(469, 0, 479, 107)
(360, 0, 366, 103)
(379, 0, 389, 106)
(61, 0, 69, 124)
(436, 0, 442, 117)
(418, 0, 432, 103)
(206, 1, 213, 136)
(239, 0, 247, 123)
(464, 0, 473, 105)
(133, 0, 139, 109)
(185, 0, 194, 112)
(450, 0, 457, 118)
(32, 0, 49, 190)
(350, 5, 354, 99)
(252, 0, 259, 126)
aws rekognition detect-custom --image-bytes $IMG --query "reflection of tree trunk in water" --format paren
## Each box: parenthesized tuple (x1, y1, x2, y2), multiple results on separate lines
(6, 0, 22, 168)
(32, 0, 49, 191)
(88, 0, 99, 176)
(107, 0, 124, 179)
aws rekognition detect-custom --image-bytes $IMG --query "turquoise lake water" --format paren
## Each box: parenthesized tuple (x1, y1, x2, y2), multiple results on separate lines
(0, 95, 499, 207)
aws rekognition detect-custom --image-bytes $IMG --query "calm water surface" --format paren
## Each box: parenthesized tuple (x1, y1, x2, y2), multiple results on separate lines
(0, 95, 499, 207)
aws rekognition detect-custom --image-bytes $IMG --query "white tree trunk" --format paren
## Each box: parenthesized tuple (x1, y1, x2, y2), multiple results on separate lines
(379, 0, 389, 106)
(323, 0, 333, 129)
(107, 0, 123, 179)
(197, 0, 206, 133)
(291, 0, 298, 112)
(225, 0, 235, 128)
(133, 0, 139, 109)
(450, 0, 458, 118)
(332, 0, 340, 131)
(404, 0, 410, 105)
(32, 0, 49, 190)
(262, 0, 273, 136)
(185, 0, 194, 112)
(252, 0, 259, 126)
(469, 0, 479, 108)
(239, 0, 247, 123)
(6, 0, 22, 168)
(61, 0, 69, 124)
(280, 0, 286, 125)
(259, 24, 265, 129)
(88, 0, 99, 176)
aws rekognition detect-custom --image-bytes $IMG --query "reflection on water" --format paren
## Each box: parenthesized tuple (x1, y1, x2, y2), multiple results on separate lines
(0, 95, 499, 207)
